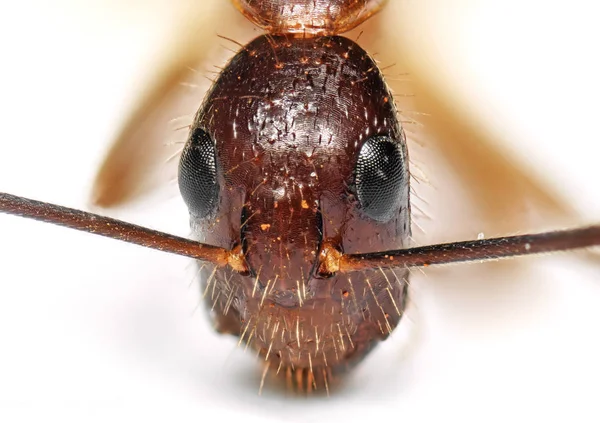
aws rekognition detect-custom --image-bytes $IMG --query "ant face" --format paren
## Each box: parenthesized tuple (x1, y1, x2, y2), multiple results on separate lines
(177, 34, 410, 383)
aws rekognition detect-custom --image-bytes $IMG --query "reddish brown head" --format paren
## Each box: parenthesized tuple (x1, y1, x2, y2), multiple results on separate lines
(231, 0, 387, 34)
(178, 34, 410, 390)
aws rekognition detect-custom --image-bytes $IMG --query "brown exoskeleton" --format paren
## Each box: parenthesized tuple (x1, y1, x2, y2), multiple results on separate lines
(1, 0, 600, 418)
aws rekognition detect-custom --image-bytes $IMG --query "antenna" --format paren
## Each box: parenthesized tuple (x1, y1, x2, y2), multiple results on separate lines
(2, 192, 598, 274)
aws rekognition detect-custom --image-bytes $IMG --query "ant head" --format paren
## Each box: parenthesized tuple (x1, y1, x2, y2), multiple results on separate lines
(232, 0, 387, 35)
(177, 34, 410, 373)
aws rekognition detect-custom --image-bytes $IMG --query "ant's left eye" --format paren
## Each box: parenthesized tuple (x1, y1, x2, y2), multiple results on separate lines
(354, 135, 406, 222)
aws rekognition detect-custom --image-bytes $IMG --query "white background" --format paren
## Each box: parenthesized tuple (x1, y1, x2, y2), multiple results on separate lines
(0, 1, 599, 422)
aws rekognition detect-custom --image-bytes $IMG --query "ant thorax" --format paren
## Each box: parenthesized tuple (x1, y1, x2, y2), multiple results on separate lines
(232, 0, 386, 34)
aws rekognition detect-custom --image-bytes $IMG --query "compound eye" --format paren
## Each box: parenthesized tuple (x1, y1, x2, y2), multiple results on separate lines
(354, 135, 406, 222)
(178, 128, 219, 219)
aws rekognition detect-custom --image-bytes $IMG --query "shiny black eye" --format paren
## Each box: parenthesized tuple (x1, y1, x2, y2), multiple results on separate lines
(178, 127, 219, 219)
(354, 135, 406, 222)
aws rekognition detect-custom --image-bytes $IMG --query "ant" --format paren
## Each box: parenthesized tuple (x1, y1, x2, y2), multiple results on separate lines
(1, 0, 600, 418)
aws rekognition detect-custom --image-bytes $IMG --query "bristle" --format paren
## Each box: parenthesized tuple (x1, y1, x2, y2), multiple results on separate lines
(259, 362, 270, 396)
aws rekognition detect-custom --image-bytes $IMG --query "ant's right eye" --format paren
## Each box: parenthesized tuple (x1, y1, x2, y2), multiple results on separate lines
(178, 127, 219, 219)
(354, 135, 406, 222)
